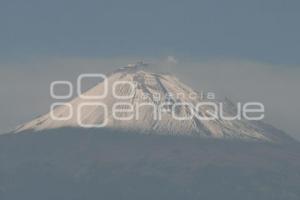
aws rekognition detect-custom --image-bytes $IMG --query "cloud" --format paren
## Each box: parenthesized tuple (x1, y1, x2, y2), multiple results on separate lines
(166, 56, 178, 65)
(0, 57, 299, 140)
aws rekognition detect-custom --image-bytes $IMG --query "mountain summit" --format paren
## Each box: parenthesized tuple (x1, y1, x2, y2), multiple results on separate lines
(15, 63, 292, 143)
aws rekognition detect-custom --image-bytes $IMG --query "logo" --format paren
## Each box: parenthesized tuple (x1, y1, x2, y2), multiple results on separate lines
(50, 73, 265, 128)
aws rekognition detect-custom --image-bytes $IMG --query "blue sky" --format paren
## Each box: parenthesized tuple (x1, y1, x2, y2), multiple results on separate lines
(1, 0, 300, 65)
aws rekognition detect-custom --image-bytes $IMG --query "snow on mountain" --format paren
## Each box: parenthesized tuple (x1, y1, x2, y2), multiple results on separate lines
(14, 62, 292, 143)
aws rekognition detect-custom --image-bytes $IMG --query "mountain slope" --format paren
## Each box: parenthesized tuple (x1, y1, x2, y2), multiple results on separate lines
(1, 128, 300, 200)
(14, 63, 293, 143)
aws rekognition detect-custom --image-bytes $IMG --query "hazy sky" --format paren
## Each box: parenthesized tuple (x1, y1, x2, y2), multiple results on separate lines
(1, 0, 300, 64)
(0, 0, 299, 139)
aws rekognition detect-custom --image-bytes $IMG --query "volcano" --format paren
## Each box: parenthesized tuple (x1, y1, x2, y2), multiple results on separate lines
(2, 62, 300, 200)
(14, 62, 292, 143)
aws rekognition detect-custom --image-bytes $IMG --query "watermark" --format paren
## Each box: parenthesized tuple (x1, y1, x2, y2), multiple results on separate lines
(50, 73, 265, 127)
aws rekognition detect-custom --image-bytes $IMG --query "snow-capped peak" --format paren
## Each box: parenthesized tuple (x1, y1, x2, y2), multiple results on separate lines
(14, 63, 292, 143)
